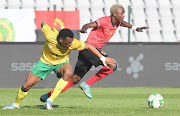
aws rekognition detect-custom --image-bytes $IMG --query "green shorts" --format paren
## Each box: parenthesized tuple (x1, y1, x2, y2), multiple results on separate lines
(31, 60, 69, 80)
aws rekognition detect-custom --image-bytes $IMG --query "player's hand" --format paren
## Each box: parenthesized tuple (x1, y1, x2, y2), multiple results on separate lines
(136, 27, 149, 32)
(105, 57, 116, 67)
(79, 29, 87, 33)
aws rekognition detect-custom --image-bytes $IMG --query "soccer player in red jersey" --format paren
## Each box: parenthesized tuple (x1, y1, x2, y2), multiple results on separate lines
(40, 4, 148, 100)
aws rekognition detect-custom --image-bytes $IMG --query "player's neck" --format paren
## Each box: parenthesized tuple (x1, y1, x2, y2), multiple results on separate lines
(59, 43, 68, 49)
(111, 15, 119, 26)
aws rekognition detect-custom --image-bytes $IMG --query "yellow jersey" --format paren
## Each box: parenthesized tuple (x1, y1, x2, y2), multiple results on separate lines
(40, 24, 85, 65)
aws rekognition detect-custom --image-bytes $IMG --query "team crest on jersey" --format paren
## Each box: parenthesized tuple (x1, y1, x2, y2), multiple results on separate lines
(101, 51, 107, 55)
(106, 29, 109, 31)
(48, 44, 52, 48)
(0, 18, 15, 42)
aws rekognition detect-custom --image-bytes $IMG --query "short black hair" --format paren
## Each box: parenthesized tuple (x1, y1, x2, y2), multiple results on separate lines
(57, 28, 74, 41)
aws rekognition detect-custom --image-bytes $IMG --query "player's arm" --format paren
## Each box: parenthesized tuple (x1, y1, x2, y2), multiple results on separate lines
(79, 22, 97, 33)
(40, 22, 56, 42)
(120, 20, 148, 32)
(84, 43, 115, 66)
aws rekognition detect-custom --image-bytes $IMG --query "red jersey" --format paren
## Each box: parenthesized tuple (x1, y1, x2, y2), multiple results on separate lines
(86, 16, 120, 50)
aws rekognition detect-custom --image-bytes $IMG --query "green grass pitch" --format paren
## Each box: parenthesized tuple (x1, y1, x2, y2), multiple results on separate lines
(0, 87, 180, 116)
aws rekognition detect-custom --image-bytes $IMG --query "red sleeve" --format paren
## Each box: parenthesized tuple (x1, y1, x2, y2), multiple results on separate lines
(95, 17, 105, 28)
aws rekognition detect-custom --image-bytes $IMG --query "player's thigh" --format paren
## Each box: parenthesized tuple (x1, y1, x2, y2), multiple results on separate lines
(24, 71, 41, 87)
(74, 57, 92, 78)
(31, 60, 53, 80)
(54, 62, 70, 78)
(56, 63, 73, 79)
(79, 49, 108, 67)
(71, 74, 86, 84)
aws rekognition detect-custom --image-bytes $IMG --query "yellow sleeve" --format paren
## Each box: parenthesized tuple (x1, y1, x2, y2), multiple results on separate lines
(71, 38, 85, 50)
(41, 24, 51, 36)
(41, 24, 59, 42)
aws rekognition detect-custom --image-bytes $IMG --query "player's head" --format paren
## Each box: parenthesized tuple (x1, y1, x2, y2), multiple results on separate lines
(57, 28, 74, 48)
(110, 4, 125, 22)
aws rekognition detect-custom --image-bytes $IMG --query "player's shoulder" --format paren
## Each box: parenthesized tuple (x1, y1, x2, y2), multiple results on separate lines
(72, 38, 81, 44)
(97, 16, 111, 25)
(70, 38, 85, 49)
(44, 25, 58, 34)
(98, 16, 110, 21)
(72, 38, 85, 45)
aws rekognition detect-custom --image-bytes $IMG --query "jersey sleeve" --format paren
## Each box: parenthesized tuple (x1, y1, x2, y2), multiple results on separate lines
(71, 38, 85, 50)
(41, 24, 58, 42)
(41, 24, 52, 37)
(95, 17, 106, 28)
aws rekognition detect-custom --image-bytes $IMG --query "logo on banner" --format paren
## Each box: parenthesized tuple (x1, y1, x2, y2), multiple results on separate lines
(54, 18, 65, 29)
(126, 53, 144, 79)
(0, 18, 15, 42)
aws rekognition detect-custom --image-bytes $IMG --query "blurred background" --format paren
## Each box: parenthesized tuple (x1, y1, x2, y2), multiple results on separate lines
(1, 0, 179, 42)
(0, 0, 180, 88)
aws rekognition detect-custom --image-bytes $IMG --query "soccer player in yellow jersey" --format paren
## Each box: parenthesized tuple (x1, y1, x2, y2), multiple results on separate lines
(2, 22, 115, 110)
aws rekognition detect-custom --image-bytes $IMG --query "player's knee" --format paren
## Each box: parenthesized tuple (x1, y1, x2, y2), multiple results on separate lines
(71, 77, 81, 84)
(66, 66, 73, 74)
(71, 75, 81, 84)
(64, 69, 73, 79)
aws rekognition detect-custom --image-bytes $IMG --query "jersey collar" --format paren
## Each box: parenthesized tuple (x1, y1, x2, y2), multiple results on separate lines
(110, 16, 115, 27)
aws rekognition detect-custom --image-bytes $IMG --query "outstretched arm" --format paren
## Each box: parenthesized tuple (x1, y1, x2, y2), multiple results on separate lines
(120, 20, 133, 28)
(120, 20, 148, 32)
(79, 22, 97, 33)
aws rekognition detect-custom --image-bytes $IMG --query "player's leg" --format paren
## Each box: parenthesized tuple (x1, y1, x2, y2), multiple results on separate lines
(2, 72, 41, 109)
(40, 71, 91, 102)
(2, 60, 52, 109)
(74, 64, 93, 98)
(40, 65, 77, 102)
(85, 56, 117, 86)
(76, 49, 104, 98)
(40, 51, 92, 102)
(45, 63, 73, 110)
(40, 62, 71, 102)
(80, 63, 116, 99)
(56, 61, 90, 93)
(40, 74, 86, 103)
(79, 50, 116, 98)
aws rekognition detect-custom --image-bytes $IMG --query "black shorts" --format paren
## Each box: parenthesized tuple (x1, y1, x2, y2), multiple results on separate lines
(74, 49, 108, 74)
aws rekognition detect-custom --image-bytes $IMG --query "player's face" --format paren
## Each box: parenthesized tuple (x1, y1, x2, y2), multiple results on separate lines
(59, 37, 74, 49)
(114, 7, 125, 22)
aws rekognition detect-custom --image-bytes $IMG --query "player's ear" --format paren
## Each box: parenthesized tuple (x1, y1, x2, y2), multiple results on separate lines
(59, 38, 63, 43)
(112, 12, 116, 17)
(57, 38, 63, 44)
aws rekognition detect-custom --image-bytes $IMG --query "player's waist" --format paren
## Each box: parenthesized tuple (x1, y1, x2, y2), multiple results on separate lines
(40, 56, 69, 65)
(41, 52, 69, 65)
(86, 41, 107, 50)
